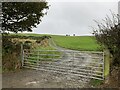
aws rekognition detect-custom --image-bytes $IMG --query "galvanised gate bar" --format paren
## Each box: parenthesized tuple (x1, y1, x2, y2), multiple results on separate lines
(22, 49, 104, 81)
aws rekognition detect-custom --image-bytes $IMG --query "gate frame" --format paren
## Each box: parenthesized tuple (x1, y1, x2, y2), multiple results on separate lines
(21, 48, 105, 80)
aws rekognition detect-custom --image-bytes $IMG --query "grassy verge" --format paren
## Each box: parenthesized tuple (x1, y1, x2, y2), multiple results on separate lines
(89, 79, 104, 87)
(52, 35, 101, 51)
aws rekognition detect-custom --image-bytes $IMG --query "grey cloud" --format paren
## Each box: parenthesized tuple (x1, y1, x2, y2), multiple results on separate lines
(33, 2, 117, 36)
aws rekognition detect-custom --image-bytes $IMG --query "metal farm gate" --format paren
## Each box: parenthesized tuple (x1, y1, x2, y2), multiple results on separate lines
(22, 49, 104, 81)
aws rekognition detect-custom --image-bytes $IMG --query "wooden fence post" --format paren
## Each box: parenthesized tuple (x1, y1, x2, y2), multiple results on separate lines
(103, 52, 105, 80)
(104, 49, 111, 83)
(21, 43, 24, 67)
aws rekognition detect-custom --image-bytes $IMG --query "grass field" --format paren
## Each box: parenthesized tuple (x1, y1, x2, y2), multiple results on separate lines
(52, 35, 102, 51)
(10, 34, 104, 55)
(11, 33, 101, 51)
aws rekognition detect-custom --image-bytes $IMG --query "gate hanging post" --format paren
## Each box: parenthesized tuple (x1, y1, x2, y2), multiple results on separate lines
(21, 43, 24, 67)
(103, 52, 105, 80)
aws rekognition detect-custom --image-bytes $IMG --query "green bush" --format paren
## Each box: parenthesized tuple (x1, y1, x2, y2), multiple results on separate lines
(2, 35, 21, 71)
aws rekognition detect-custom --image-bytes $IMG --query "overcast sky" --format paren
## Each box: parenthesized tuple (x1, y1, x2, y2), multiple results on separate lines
(32, 1, 118, 36)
